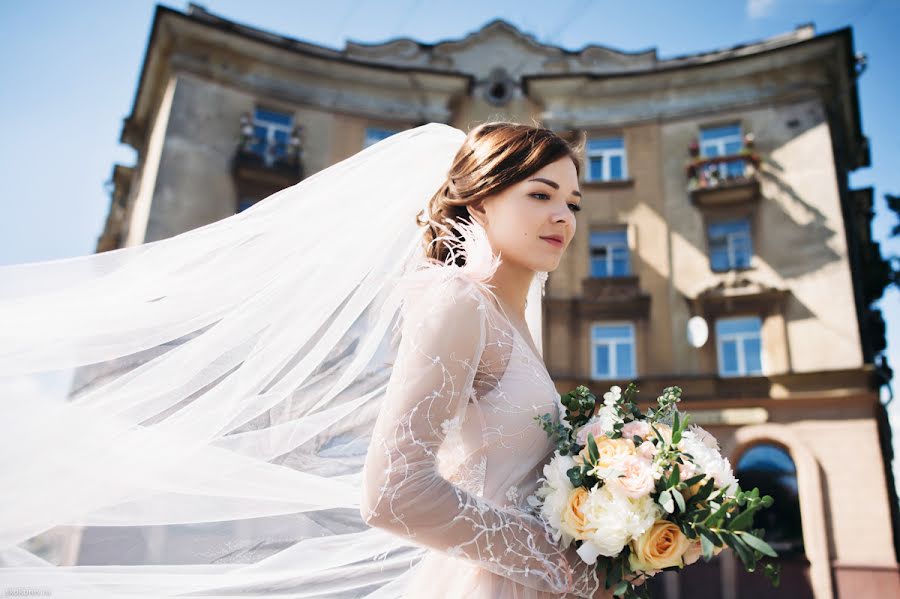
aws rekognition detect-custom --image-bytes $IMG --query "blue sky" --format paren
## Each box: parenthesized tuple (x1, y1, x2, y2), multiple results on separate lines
(1, 1, 898, 419)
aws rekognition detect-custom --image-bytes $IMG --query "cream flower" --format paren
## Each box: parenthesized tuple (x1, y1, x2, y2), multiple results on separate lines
(536, 453, 577, 546)
(575, 484, 661, 563)
(607, 455, 656, 499)
(602, 385, 622, 407)
(680, 429, 738, 495)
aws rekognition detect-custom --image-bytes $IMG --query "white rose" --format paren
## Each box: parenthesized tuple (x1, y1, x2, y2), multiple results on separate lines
(577, 484, 662, 560)
(680, 432, 738, 495)
(536, 454, 577, 546)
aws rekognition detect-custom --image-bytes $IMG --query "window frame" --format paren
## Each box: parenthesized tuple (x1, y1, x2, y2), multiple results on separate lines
(589, 228, 631, 277)
(708, 217, 753, 271)
(584, 136, 628, 182)
(251, 106, 294, 166)
(363, 127, 401, 149)
(699, 123, 745, 178)
(715, 315, 763, 377)
(590, 321, 637, 380)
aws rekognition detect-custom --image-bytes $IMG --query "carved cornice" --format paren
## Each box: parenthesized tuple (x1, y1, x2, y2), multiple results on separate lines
(688, 276, 789, 318)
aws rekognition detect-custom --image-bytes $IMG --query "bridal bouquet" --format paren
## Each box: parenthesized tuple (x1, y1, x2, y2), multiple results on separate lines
(532, 383, 780, 598)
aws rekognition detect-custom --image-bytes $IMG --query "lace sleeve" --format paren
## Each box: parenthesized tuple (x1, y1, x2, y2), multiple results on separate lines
(360, 274, 588, 594)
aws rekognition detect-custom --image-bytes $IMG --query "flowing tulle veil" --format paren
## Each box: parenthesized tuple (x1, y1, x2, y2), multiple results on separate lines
(0, 122, 542, 598)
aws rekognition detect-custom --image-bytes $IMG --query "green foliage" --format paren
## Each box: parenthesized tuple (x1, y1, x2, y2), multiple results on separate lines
(535, 381, 782, 593)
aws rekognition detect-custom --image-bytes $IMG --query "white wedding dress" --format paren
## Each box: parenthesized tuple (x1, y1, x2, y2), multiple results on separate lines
(0, 124, 607, 598)
(361, 234, 604, 599)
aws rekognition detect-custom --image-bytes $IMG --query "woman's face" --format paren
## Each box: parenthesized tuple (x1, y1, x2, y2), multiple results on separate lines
(468, 156, 580, 273)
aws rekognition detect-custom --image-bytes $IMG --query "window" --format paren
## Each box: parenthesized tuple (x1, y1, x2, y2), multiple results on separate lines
(734, 444, 804, 554)
(716, 316, 762, 376)
(585, 137, 627, 182)
(237, 198, 258, 213)
(250, 107, 294, 166)
(700, 123, 744, 178)
(590, 230, 630, 277)
(364, 127, 400, 148)
(708, 217, 752, 271)
(590, 323, 636, 380)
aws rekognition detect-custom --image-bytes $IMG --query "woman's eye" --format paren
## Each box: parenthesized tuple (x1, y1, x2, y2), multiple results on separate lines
(530, 192, 579, 214)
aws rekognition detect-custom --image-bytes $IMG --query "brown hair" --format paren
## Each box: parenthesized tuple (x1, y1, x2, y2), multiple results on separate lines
(416, 121, 583, 266)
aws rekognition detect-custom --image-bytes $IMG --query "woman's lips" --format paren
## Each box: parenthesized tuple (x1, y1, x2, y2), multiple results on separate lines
(541, 236, 563, 248)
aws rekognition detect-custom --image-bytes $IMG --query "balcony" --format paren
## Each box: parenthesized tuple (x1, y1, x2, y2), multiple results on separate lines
(231, 113, 304, 196)
(686, 135, 761, 208)
(578, 275, 651, 319)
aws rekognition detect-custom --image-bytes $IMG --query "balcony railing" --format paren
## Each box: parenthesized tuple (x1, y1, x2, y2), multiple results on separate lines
(686, 134, 762, 207)
(231, 113, 304, 184)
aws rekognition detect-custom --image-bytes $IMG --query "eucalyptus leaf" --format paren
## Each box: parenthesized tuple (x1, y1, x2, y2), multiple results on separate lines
(740, 532, 778, 558)
(700, 533, 715, 560)
(659, 490, 674, 513)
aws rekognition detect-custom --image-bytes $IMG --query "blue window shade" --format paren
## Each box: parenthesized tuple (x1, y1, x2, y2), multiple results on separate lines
(254, 107, 293, 127)
(594, 345, 610, 377)
(609, 155, 623, 180)
(587, 137, 624, 152)
(721, 340, 739, 373)
(616, 343, 635, 378)
(589, 157, 604, 181)
(592, 323, 632, 340)
(745, 337, 762, 372)
(718, 316, 760, 336)
(700, 124, 741, 145)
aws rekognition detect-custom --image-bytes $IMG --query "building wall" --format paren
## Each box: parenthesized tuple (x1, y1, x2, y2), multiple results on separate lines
(661, 98, 863, 378)
(100, 9, 897, 597)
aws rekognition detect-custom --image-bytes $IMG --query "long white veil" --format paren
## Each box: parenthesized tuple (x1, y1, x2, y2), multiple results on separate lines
(0, 122, 492, 597)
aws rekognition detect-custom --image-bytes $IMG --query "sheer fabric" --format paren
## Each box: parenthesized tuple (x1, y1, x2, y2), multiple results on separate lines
(361, 221, 605, 598)
(0, 123, 604, 598)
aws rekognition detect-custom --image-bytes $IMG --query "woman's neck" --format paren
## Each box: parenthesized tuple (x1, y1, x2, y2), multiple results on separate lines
(485, 258, 534, 323)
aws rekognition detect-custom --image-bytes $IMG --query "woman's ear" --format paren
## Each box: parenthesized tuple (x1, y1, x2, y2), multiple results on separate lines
(466, 200, 487, 227)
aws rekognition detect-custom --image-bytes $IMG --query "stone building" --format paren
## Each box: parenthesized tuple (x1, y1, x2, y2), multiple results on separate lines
(93, 3, 897, 597)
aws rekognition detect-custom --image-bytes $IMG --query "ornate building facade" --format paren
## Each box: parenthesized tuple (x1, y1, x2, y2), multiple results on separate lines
(94, 4, 897, 597)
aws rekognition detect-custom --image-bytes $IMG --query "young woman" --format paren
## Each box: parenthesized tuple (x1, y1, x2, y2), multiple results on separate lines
(360, 122, 613, 598)
(0, 122, 622, 598)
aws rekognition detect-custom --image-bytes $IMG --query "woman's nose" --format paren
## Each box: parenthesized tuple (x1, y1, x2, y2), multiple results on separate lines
(552, 205, 574, 225)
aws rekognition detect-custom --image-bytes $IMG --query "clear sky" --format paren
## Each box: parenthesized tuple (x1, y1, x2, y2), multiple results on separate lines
(1, 0, 899, 466)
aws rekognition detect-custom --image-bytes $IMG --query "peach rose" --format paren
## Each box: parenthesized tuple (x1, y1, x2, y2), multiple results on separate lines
(559, 487, 592, 540)
(576, 436, 635, 476)
(628, 520, 692, 571)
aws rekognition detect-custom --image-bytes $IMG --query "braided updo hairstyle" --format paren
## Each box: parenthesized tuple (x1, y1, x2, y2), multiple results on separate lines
(416, 121, 582, 267)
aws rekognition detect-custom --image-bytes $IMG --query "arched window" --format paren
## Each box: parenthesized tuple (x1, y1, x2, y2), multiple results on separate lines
(734, 443, 804, 555)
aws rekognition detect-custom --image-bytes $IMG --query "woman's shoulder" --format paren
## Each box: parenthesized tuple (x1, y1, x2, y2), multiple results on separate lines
(398, 263, 492, 321)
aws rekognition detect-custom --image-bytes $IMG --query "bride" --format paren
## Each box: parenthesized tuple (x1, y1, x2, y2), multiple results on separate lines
(0, 122, 617, 598)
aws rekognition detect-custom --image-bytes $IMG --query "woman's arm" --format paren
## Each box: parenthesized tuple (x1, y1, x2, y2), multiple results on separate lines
(361, 275, 593, 594)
